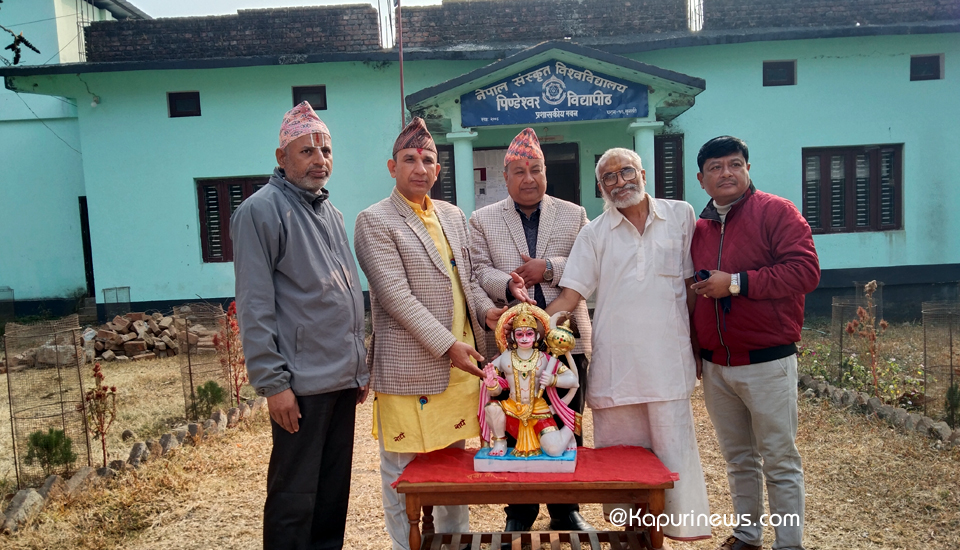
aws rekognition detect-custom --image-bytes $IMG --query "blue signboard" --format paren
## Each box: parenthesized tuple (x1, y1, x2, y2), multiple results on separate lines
(460, 60, 649, 127)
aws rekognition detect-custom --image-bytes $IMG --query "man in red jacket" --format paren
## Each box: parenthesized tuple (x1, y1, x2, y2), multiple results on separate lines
(690, 136, 819, 550)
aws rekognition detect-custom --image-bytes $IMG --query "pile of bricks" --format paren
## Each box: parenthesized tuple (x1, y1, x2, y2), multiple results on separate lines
(94, 312, 183, 362)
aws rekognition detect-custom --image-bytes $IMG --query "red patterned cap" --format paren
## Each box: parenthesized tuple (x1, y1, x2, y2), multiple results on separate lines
(279, 101, 330, 149)
(393, 117, 437, 157)
(503, 128, 544, 167)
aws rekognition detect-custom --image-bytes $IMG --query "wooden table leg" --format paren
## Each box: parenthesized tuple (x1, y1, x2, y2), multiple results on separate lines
(405, 494, 422, 550)
(647, 489, 665, 550)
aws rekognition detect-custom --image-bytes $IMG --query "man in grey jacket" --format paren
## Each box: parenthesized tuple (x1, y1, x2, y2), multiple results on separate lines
(231, 101, 369, 550)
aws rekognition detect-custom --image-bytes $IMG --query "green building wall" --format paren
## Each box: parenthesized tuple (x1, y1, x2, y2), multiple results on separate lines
(5, 30, 957, 312)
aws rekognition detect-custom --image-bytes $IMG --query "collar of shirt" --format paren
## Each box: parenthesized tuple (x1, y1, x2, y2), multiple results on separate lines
(275, 168, 329, 211)
(608, 193, 664, 232)
(514, 201, 542, 221)
(402, 192, 435, 221)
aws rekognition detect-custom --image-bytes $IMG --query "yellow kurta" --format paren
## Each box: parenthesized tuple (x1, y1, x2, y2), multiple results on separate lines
(374, 194, 481, 453)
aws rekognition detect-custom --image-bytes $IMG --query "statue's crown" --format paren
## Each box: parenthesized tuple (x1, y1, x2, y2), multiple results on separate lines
(513, 305, 539, 331)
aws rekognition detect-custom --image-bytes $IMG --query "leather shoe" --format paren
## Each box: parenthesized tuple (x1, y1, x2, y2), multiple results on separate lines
(548, 511, 595, 531)
(504, 518, 529, 532)
(716, 534, 762, 550)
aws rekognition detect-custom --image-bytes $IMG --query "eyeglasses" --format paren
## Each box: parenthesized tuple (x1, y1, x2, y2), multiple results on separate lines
(600, 167, 638, 187)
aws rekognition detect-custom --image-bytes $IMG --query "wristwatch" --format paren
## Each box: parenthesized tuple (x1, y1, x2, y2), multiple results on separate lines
(729, 273, 741, 296)
(543, 258, 554, 282)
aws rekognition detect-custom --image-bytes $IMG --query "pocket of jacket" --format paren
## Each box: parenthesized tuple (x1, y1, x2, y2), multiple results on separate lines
(655, 239, 682, 277)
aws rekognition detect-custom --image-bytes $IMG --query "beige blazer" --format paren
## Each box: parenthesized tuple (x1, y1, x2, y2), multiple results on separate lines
(468, 194, 592, 356)
(355, 188, 495, 396)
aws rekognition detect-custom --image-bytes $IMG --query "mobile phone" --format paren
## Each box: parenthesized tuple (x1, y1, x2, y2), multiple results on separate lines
(694, 269, 711, 282)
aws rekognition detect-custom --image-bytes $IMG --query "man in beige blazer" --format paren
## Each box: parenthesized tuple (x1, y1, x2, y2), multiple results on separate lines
(354, 117, 526, 550)
(468, 128, 593, 534)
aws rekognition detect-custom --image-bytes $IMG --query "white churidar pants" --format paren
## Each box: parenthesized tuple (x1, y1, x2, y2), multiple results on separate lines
(593, 399, 712, 541)
(377, 421, 469, 550)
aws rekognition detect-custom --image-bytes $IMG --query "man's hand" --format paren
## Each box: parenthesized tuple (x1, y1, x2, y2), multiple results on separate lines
(357, 384, 370, 405)
(690, 270, 733, 299)
(514, 254, 547, 286)
(507, 272, 535, 305)
(486, 305, 508, 330)
(267, 388, 301, 434)
(446, 341, 485, 377)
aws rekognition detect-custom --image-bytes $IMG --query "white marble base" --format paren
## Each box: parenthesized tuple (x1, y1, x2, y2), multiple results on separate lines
(474, 447, 577, 473)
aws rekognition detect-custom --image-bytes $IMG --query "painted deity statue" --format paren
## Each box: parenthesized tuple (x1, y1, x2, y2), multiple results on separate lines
(480, 303, 582, 458)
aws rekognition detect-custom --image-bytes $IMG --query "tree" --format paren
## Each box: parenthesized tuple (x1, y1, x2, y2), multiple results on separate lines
(1, 1, 41, 66)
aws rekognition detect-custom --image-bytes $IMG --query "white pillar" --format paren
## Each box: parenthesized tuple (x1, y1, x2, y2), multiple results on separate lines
(446, 130, 478, 216)
(627, 120, 663, 192)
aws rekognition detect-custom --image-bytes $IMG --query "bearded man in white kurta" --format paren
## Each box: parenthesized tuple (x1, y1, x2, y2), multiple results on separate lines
(547, 147, 710, 545)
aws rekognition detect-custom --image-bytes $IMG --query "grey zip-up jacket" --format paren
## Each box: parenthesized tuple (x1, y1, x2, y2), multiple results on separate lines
(230, 168, 368, 398)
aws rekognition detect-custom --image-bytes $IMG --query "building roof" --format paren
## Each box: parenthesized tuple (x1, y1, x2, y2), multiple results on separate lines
(93, 0, 152, 20)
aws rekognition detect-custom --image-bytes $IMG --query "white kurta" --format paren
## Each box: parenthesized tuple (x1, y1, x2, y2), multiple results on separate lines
(560, 195, 697, 409)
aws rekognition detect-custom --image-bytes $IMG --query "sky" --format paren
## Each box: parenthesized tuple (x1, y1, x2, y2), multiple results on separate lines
(133, 0, 441, 19)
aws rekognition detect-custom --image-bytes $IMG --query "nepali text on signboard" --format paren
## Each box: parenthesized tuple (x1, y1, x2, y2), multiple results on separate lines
(460, 61, 649, 127)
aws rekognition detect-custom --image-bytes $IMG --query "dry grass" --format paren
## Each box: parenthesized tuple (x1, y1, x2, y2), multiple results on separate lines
(2, 324, 959, 549)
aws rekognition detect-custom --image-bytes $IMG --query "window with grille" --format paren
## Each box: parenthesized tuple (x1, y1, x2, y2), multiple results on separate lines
(430, 145, 457, 204)
(292, 86, 327, 110)
(654, 135, 684, 200)
(168, 91, 201, 117)
(763, 60, 796, 87)
(910, 54, 943, 81)
(197, 176, 270, 262)
(802, 145, 902, 234)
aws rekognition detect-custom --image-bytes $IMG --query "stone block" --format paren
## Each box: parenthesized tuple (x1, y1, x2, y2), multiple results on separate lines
(131, 320, 148, 336)
(126, 312, 145, 321)
(121, 332, 138, 343)
(109, 459, 127, 471)
(36, 344, 79, 366)
(172, 427, 188, 444)
(101, 350, 116, 362)
(930, 421, 953, 441)
(904, 413, 922, 432)
(96, 467, 116, 479)
(65, 466, 97, 496)
(146, 439, 162, 459)
(115, 355, 130, 362)
(97, 329, 118, 341)
(916, 417, 934, 434)
(239, 402, 251, 420)
(156, 341, 167, 351)
(124, 340, 147, 355)
(840, 390, 855, 406)
(891, 408, 909, 428)
(38, 475, 66, 500)
(132, 352, 155, 361)
(159, 316, 174, 330)
(147, 318, 161, 334)
(867, 397, 883, 414)
(227, 407, 241, 428)
(210, 409, 228, 431)
(187, 423, 203, 443)
(122, 429, 136, 442)
(798, 373, 814, 389)
(159, 433, 180, 455)
(203, 418, 219, 437)
(1, 489, 44, 534)
(127, 441, 147, 467)
(112, 316, 131, 332)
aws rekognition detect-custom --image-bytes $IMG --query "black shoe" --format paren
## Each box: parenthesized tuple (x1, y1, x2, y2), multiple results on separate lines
(548, 511, 595, 531)
(504, 518, 529, 532)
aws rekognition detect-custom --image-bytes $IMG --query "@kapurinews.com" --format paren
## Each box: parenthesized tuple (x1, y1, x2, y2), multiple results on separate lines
(607, 509, 801, 529)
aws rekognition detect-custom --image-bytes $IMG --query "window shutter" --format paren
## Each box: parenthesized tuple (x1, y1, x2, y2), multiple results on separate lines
(829, 155, 846, 229)
(854, 154, 871, 227)
(879, 150, 897, 227)
(655, 135, 684, 200)
(202, 185, 224, 261)
(803, 156, 821, 229)
(431, 146, 458, 204)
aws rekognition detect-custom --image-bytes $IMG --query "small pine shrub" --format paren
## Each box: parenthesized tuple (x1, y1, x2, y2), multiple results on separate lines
(25, 428, 77, 476)
(194, 380, 226, 419)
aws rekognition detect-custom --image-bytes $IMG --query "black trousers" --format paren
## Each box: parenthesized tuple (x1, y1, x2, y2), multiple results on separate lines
(504, 353, 588, 527)
(264, 388, 358, 550)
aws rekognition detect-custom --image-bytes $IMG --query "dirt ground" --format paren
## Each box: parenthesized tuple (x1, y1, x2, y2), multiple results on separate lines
(3, 381, 959, 550)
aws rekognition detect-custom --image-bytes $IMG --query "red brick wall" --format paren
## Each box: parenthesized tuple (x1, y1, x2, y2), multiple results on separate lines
(702, 0, 959, 30)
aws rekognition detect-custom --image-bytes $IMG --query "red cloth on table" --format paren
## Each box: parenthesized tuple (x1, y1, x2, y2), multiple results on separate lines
(393, 445, 678, 488)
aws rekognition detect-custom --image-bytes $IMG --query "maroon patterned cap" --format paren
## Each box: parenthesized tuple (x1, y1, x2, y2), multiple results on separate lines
(279, 101, 330, 149)
(393, 117, 437, 157)
(504, 128, 544, 167)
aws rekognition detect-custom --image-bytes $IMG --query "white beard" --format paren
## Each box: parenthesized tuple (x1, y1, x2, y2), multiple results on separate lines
(602, 182, 645, 210)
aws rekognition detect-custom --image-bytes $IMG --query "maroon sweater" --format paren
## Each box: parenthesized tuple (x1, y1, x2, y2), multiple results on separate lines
(691, 186, 820, 366)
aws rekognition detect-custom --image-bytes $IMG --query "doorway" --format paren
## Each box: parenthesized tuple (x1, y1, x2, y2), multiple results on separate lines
(78, 197, 95, 298)
(542, 143, 580, 205)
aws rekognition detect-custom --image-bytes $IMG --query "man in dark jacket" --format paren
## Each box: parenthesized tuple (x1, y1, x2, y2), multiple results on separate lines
(690, 136, 819, 550)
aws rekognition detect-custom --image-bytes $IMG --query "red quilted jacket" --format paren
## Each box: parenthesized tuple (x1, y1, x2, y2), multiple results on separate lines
(691, 185, 820, 366)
